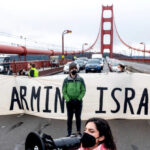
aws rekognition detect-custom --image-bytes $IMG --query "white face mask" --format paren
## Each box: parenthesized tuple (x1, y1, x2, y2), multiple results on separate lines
(116, 68, 121, 72)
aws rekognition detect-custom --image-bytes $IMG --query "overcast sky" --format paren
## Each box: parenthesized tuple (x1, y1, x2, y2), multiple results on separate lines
(0, 0, 149, 53)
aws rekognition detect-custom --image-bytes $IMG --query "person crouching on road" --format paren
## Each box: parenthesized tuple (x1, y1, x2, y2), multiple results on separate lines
(28, 63, 39, 77)
(62, 62, 86, 137)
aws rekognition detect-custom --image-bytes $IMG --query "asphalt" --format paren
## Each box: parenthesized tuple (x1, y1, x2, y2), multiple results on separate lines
(1, 60, 150, 150)
(122, 61, 150, 73)
(0, 114, 150, 150)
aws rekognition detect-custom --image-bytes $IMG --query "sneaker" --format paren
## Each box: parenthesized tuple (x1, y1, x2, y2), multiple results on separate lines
(77, 132, 82, 137)
(70, 133, 77, 137)
(66, 134, 71, 137)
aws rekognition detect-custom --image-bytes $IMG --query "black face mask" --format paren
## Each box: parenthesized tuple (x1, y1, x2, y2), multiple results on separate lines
(71, 70, 77, 75)
(81, 133, 97, 148)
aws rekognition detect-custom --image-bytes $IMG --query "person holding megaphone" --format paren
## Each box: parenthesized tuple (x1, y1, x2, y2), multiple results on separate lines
(78, 118, 117, 150)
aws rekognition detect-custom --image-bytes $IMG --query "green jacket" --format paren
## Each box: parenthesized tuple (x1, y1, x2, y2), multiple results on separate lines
(28, 68, 39, 77)
(62, 74, 86, 102)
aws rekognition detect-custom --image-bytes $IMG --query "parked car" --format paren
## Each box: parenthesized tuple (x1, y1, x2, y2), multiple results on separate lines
(91, 54, 102, 59)
(92, 58, 104, 70)
(51, 59, 59, 67)
(63, 62, 80, 74)
(85, 59, 103, 73)
(76, 57, 88, 64)
(0, 55, 12, 74)
(74, 59, 85, 70)
(91, 54, 104, 70)
(0, 63, 12, 75)
(50, 56, 60, 67)
(0, 55, 10, 63)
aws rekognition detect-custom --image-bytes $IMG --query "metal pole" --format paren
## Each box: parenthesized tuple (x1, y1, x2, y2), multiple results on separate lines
(61, 30, 72, 65)
(82, 44, 84, 56)
(144, 44, 145, 60)
(82, 43, 88, 57)
(25, 37, 26, 48)
(62, 31, 65, 65)
(131, 48, 132, 58)
(62, 33, 64, 56)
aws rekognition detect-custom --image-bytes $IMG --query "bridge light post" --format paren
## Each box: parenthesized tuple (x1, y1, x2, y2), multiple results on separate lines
(62, 30, 72, 65)
(140, 42, 145, 60)
(130, 48, 132, 58)
(82, 43, 88, 56)
(20, 35, 27, 61)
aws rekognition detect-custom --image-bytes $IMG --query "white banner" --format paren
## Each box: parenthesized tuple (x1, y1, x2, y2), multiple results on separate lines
(0, 72, 150, 120)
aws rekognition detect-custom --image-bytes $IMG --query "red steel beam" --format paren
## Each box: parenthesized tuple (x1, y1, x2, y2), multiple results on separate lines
(0, 44, 83, 56)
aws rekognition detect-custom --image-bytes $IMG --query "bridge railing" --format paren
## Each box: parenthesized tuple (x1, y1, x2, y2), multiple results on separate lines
(5, 59, 72, 74)
(7, 60, 50, 73)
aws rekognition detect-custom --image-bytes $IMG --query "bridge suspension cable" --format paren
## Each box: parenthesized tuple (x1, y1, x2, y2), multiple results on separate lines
(77, 20, 101, 53)
(114, 18, 150, 53)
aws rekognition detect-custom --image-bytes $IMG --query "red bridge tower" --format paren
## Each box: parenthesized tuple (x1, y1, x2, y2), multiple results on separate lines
(101, 5, 113, 58)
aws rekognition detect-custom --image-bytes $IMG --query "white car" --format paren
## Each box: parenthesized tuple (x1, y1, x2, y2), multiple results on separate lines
(63, 62, 80, 74)
(0, 65, 4, 73)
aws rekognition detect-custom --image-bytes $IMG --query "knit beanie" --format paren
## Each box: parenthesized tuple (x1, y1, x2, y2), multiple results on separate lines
(69, 62, 77, 71)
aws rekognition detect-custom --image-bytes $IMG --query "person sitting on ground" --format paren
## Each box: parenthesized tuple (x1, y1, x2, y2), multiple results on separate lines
(79, 117, 117, 150)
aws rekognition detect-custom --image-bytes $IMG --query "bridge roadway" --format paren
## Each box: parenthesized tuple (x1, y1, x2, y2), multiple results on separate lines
(122, 61, 150, 73)
(0, 60, 150, 150)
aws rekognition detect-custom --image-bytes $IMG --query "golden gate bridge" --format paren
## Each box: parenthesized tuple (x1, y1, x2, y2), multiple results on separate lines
(0, 5, 149, 73)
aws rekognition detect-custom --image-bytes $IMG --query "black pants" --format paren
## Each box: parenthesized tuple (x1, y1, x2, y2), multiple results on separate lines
(66, 100, 82, 136)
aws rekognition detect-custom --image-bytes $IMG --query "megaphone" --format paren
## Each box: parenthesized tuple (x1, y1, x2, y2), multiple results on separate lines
(25, 132, 81, 150)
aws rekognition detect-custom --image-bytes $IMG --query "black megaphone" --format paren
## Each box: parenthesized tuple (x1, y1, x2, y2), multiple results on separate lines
(25, 132, 81, 150)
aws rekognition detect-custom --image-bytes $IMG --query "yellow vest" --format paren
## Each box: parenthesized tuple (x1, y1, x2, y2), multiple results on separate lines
(28, 68, 39, 77)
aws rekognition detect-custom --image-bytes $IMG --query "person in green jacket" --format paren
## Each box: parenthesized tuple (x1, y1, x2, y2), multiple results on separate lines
(62, 62, 86, 136)
(28, 63, 39, 77)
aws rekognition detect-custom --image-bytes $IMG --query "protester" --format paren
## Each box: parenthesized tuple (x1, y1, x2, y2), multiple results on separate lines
(28, 62, 32, 68)
(109, 63, 125, 72)
(3, 66, 13, 75)
(28, 63, 39, 77)
(73, 56, 77, 61)
(62, 62, 86, 136)
(79, 117, 117, 150)
(18, 69, 26, 75)
(117, 64, 125, 72)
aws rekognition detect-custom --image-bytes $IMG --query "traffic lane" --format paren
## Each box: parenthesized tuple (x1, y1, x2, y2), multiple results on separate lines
(0, 114, 150, 150)
(122, 61, 150, 73)
(57, 61, 110, 75)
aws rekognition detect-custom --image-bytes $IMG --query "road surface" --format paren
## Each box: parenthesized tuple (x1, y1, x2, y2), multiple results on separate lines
(0, 114, 150, 150)
(1, 60, 150, 150)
